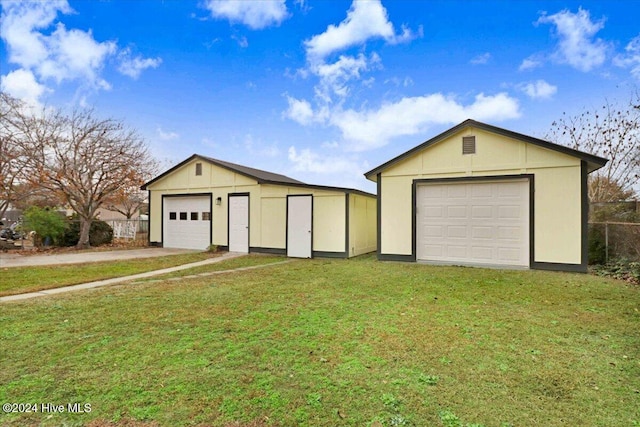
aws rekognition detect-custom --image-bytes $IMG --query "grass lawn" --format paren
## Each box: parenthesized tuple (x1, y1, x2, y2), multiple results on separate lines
(0, 252, 216, 297)
(1, 254, 639, 426)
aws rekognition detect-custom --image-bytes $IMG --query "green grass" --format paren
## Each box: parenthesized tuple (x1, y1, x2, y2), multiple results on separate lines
(0, 252, 216, 296)
(1, 254, 639, 426)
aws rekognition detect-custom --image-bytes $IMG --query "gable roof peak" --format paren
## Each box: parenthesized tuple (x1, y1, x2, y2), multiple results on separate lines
(364, 119, 608, 181)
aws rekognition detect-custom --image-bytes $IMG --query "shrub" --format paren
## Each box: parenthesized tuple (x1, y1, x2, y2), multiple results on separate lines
(588, 225, 607, 265)
(60, 217, 113, 247)
(22, 206, 67, 246)
(592, 259, 640, 285)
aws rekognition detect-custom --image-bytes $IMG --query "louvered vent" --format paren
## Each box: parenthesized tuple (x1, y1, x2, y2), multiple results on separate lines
(462, 136, 476, 154)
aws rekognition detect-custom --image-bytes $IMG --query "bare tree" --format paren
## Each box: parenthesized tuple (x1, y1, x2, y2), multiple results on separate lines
(103, 181, 149, 219)
(0, 93, 44, 220)
(547, 93, 640, 202)
(24, 107, 157, 248)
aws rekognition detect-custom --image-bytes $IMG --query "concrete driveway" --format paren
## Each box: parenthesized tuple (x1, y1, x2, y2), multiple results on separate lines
(0, 247, 200, 268)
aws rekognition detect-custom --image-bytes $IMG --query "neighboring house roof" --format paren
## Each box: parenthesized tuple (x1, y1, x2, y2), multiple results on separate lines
(141, 154, 375, 198)
(364, 119, 609, 181)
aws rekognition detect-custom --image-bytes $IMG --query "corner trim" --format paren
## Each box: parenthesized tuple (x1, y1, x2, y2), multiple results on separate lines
(581, 160, 589, 270)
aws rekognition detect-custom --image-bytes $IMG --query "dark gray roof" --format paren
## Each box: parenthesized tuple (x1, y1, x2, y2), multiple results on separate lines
(364, 119, 609, 181)
(141, 154, 376, 198)
(200, 155, 305, 185)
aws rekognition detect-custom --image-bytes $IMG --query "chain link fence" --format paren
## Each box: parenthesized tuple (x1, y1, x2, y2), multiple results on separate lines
(588, 222, 640, 263)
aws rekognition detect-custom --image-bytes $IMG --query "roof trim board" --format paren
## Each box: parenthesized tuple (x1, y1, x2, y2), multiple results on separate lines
(364, 119, 609, 181)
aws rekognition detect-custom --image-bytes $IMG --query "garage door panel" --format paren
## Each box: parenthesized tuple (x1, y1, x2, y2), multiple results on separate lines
(471, 205, 493, 219)
(471, 246, 493, 260)
(447, 206, 467, 218)
(417, 180, 529, 268)
(447, 226, 467, 238)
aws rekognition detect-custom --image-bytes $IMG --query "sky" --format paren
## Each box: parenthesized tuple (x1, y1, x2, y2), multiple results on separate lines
(1, 0, 639, 193)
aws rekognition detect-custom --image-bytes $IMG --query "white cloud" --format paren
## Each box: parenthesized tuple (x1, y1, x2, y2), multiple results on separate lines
(329, 92, 521, 151)
(614, 34, 640, 80)
(0, 68, 48, 106)
(118, 48, 162, 79)
(203, 0, 289, 29)
(0, 1, 161, 104)
(0, 0, 71, 68)
(537, 8, 609, 72)
(470, 52, 491, 65)
(244, 134, 280, 158)
(231, 34, 249, 48)
(517, 80, 557, 100)
(284, 96, 316, 125)
(311, 53, 381, 100)
(304, 0, 416, 60)
(157, 127, 179, 141)
(519, 56, 543, 71)
(288, 146, 362, 175)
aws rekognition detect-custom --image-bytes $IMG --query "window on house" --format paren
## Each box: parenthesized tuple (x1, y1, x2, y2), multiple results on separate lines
(169, 212, 177, 220)
(191, 212, 198, 220)
(180, 212, 187, 220)
(202, 212, 211, 221)
(195, 162, 202, 176)
(462, 136, 476, 154)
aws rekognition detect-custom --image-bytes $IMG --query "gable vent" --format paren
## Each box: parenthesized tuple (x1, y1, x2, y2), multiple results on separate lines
(462, 136, 476, 154)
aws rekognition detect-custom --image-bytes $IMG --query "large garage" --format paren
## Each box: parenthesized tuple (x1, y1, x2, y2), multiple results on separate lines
(365, 119, 608, 272)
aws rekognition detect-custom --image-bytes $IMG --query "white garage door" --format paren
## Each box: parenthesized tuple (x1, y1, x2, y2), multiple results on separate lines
(163, 196, 211, 250)
(416, 180, 529, 268)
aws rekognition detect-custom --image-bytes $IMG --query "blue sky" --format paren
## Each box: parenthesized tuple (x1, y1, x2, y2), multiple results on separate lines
(1, 0, 639, 192)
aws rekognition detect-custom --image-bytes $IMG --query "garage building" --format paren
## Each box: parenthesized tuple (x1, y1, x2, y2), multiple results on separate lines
(142, 155, 376, 258)
(365, 119, 608, 272)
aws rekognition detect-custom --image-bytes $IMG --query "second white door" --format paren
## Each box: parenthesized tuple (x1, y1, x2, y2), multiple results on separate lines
(287, 195, 312, 258)
(229, 195, 249, 253)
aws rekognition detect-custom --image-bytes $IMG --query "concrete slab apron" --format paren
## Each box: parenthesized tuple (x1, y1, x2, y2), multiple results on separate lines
(1, 252, 257, 303)
(0, 248, 199, 268)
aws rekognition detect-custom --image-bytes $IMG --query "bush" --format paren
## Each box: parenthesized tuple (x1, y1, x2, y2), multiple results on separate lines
(588, 225, 607, 265)
(22, 206, 66, 246)
(591, 259, 640, 285)
(60, 217, 113, 247)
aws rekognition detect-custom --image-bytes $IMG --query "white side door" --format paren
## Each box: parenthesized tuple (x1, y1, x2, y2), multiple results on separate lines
(228, 195, 249, 253)
(287, 195, 312, 258)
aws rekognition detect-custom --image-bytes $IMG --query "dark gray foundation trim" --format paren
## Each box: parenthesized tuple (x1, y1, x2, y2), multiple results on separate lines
(379, 253, 415, 262)
(250, 247, 286, 255)
(160, 193, 213, 248)
(531, 262, 587, 273)
(313, 251, 348, 259)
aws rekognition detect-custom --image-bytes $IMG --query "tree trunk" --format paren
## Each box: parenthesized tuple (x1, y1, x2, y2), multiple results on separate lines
(77, 217, 92, 249)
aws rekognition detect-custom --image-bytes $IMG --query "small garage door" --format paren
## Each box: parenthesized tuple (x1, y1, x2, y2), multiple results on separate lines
(163, 196, 211, 250)
(416, 180, 529, 268)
